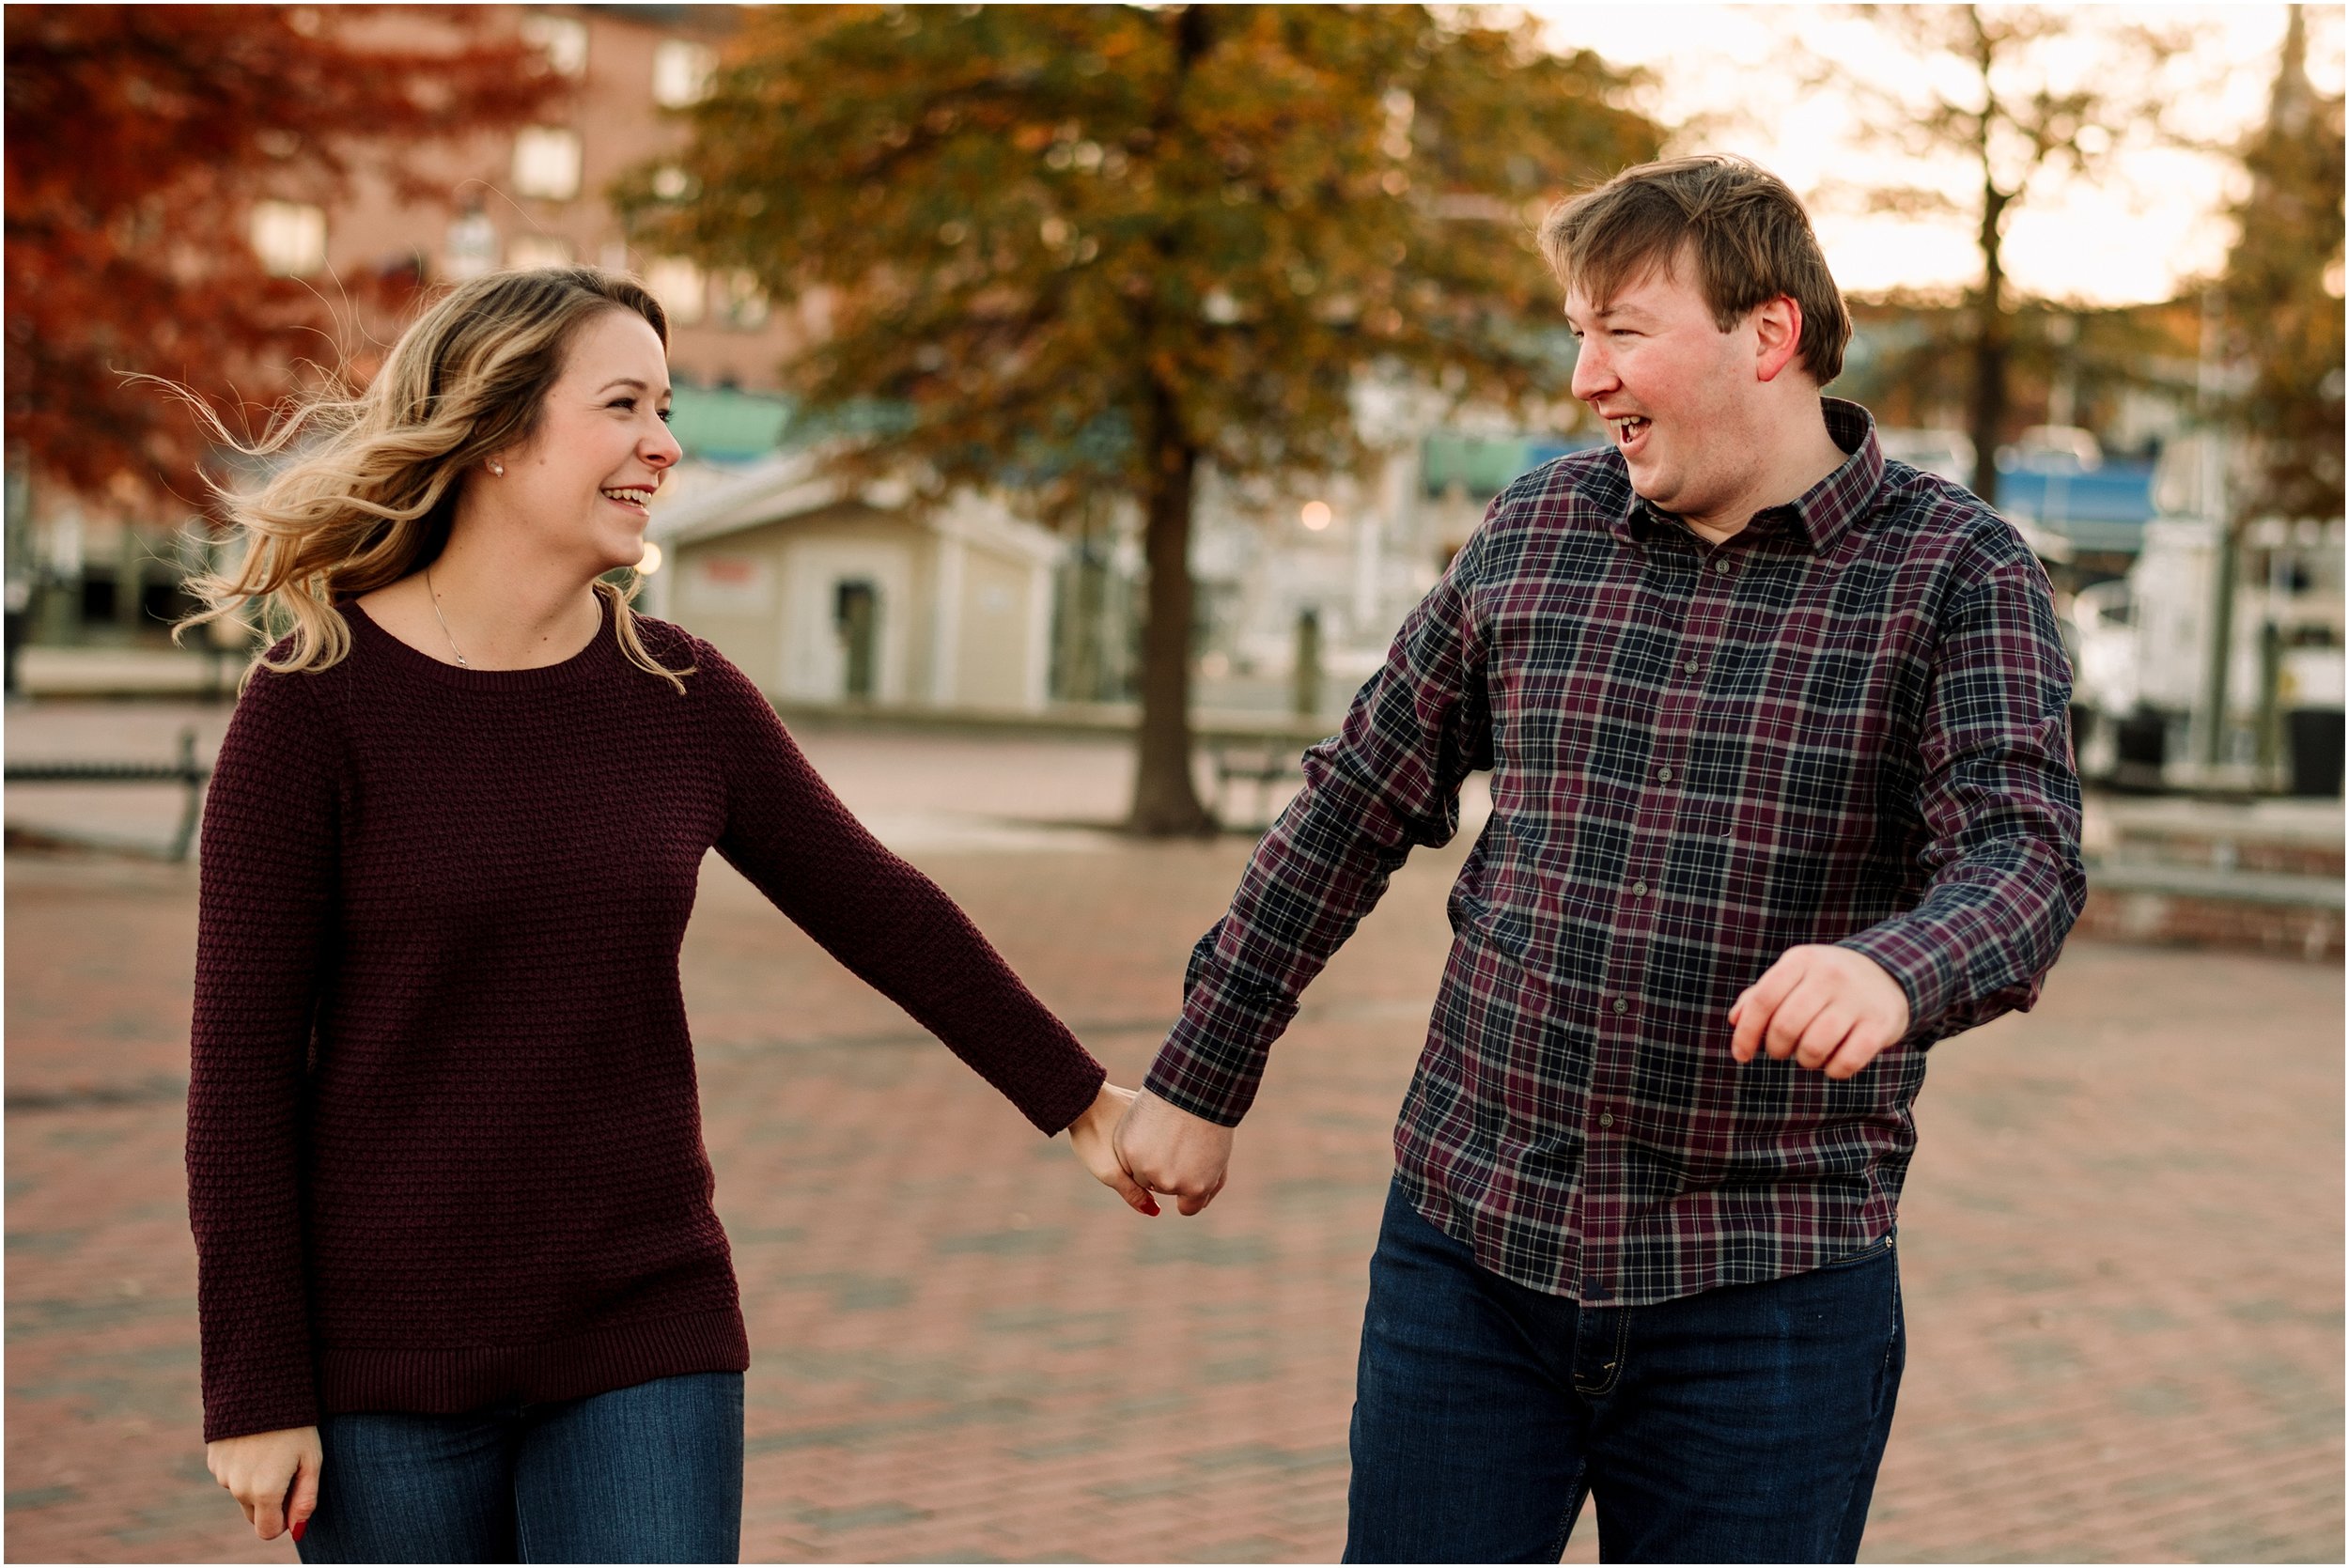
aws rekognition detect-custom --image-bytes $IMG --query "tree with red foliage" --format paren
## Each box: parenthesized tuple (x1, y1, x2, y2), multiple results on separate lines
(5, 5, 559, 506)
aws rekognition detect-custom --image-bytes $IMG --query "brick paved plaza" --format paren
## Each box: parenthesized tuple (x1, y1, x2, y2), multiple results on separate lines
(6, 715, 2342, 1562)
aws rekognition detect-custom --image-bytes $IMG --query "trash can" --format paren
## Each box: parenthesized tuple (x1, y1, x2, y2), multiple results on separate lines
(2111, 708, 2168, 791)
(2285, 707, 2344, 797)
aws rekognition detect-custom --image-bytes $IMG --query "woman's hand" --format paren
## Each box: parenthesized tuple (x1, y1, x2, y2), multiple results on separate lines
(1066, 1082, 1160, 1216)
(206, 1425, 320, 1543)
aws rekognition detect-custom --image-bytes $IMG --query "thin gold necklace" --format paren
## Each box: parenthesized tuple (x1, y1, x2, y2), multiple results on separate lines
(424, 565, 469, 667)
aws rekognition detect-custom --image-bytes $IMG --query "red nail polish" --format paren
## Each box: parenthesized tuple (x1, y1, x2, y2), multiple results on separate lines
(291, 1520, 306, 1544)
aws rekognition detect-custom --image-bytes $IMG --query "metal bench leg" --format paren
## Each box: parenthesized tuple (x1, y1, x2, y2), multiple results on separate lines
(169, 727, 201, 863)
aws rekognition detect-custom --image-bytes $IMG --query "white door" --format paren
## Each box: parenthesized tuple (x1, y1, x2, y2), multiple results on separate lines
(780, 538, 915, 703)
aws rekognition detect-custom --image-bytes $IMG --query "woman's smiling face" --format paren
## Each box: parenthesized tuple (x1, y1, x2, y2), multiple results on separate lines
(491, 307, 682, 574)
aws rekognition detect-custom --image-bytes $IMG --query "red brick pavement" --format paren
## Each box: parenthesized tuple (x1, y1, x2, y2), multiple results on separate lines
(7, 771, 2341, 1561)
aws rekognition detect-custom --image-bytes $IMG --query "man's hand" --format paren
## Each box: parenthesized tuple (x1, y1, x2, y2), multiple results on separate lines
(206, 1425, 320, 1543)
(1729, 945, 1910, 1080)
(1112, 1087, 1235, 1216)
(1066, 1082, 1160, 1216)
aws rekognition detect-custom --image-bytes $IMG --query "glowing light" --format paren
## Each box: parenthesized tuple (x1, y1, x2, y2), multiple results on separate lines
(1300, 500, 1333, 531)
(637, 540, 664, 575)
(1525, 5, 2341, 308)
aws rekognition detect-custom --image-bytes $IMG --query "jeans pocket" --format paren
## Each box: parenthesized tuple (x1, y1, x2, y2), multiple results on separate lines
(1809, 1230, 1896, 1274)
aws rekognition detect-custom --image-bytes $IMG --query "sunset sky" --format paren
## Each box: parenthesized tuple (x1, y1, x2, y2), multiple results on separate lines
(1534, 4, 2345, 307)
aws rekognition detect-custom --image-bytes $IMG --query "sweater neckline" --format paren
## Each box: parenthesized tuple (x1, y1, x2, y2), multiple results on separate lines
(340, 592, 618, 693)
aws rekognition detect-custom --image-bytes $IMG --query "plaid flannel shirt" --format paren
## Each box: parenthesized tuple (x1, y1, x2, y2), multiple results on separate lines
(1143, 398, 2085, 1305)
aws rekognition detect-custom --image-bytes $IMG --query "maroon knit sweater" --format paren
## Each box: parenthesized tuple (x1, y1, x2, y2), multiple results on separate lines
(187, 595, 1106, 1442)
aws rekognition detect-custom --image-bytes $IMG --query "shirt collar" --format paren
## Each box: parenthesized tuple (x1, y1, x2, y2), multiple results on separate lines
(1614, 396, 1886, 556)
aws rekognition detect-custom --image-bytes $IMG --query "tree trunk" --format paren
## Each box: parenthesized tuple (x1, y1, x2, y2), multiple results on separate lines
(1967, 181, 2010, 508)
(1124, 4, 1219, 837)
(1128, 379, 1215, 835)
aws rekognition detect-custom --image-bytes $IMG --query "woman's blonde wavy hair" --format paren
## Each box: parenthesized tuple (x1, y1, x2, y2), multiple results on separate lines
(175, 266, 696, 694)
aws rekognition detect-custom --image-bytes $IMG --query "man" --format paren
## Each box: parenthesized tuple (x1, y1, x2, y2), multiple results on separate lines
(1112, 155, 2084, 1563)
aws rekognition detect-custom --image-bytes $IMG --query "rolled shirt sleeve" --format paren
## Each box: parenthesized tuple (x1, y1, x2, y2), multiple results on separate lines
(1837, 552, 2088, 1042)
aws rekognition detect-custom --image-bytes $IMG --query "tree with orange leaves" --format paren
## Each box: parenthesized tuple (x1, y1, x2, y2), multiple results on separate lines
(627, 5, 1657, 833)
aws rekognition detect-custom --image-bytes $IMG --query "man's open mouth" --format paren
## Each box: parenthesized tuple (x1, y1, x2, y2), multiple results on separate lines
(1610, 416, 1651, 451)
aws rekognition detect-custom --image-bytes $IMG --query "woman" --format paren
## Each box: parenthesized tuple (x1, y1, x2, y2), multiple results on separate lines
(183, 267, 1155, 1562)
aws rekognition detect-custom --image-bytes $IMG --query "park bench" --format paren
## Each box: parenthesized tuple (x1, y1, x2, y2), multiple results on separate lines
(1208, 738, 1295, 829)
(1204, 728, 1342, 831)
(4, 726, 210, 862)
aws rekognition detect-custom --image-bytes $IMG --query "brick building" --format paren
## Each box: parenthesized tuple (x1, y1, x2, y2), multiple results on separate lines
(308, 5, 801, 393)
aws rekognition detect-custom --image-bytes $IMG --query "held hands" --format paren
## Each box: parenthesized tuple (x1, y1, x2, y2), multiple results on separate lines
(206, 1425, 320, 1542)
(1068, 1082, 1235, 1219)
(1066, 1082, 1162, 1216)
(1729, 944, 1910, 1080)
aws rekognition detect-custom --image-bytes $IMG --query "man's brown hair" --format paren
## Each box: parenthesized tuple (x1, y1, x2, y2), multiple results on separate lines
(1538, 154, 1852, 383)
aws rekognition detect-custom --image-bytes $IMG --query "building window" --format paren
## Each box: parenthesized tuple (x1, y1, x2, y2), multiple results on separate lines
(506, 233, 576, 271)
(652, 39, 715, 107)
(714, 269, 769, 332)
(443, 210, 499, 281)
(250, 200, 326, 276)
(519, 13, 588, 77)
(646, 257, 706, 324)
(512, 127, 583, 201)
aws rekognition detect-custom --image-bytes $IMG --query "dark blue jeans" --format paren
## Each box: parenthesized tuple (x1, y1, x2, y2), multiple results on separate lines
(296, 1371, 743, 1563)
(1346, 1179, 1903, 1563)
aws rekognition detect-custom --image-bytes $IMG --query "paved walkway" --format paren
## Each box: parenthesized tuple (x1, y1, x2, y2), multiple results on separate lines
(5, 717, 2341, 1562)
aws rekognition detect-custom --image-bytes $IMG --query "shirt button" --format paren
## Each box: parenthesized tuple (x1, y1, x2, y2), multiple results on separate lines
(1714, 559, 1732, 576)
(1657, 767, 1674, 783)
(1611, 998, 1629, 1015)
(1598, 1112, 1614, 1127)
(1630, 879, 1648, 895)
(1684, 659, 1700, 675)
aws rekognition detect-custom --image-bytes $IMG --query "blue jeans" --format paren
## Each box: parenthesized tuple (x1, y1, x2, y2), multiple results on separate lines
(1345, 1179, 1903, 1563)
(296, 1371, 743, 1563)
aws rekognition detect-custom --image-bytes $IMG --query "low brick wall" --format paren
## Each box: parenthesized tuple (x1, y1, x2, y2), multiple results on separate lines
(2072, 884, 2344, 961)
(2112, 829, 2344, 878)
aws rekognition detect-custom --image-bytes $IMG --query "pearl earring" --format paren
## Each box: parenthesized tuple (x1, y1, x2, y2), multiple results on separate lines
(490, 460, 505, 476)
